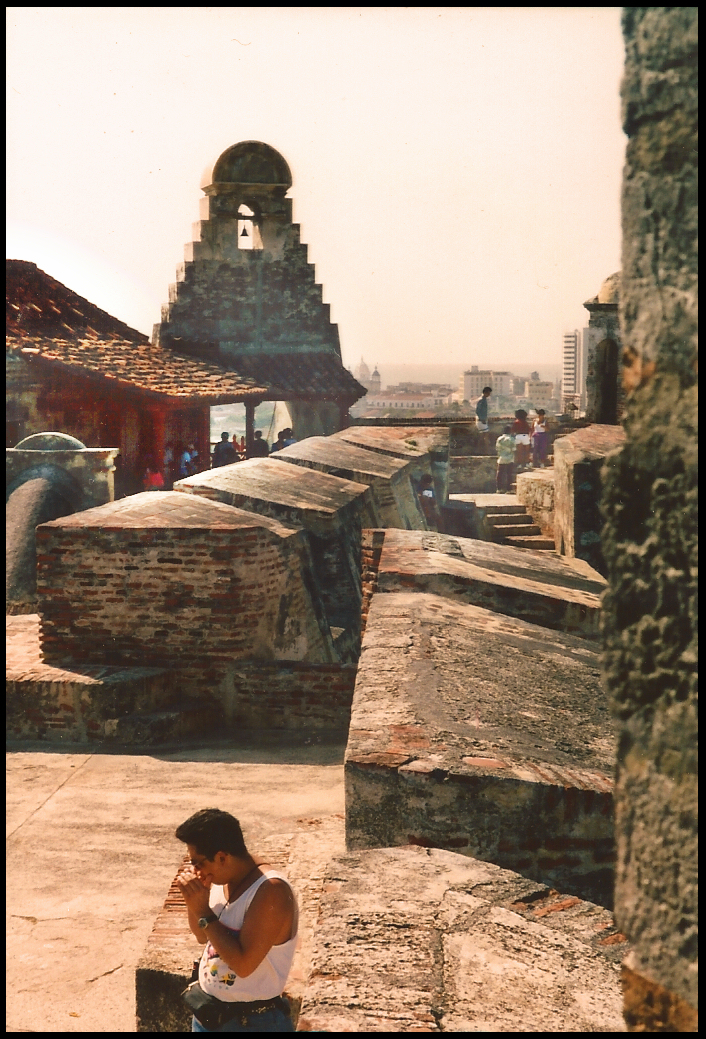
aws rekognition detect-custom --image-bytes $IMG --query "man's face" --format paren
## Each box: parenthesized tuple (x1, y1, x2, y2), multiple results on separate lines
(186, 844, 226, 887)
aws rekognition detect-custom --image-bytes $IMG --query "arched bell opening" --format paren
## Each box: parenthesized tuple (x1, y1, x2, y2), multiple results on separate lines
(237, 202, 263, 250)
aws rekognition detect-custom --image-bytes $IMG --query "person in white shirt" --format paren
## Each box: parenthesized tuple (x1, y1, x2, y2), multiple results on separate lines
(176, 809, 297, 1033)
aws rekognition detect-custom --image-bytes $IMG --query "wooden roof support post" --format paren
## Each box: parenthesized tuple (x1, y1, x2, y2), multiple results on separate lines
(198, 406, 211, 474)
(244, 399, 262, 459)
(150, 405, 168, 480)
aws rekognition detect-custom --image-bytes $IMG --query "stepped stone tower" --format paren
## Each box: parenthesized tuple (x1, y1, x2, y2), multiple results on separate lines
(154, 141, 364, 437)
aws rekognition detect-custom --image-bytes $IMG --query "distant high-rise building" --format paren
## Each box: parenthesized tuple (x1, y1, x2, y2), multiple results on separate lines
(562, 330, 587, 412)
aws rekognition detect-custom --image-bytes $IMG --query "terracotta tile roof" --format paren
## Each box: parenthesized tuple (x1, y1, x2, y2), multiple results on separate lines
(6, 261, 267, 403)
(7, 335, 269, 403)
(6, 259, 149, 341)
(223, 352, 366, 402)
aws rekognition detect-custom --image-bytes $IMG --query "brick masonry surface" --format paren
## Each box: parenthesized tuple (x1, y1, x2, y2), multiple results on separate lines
(36, 493, 336, 684)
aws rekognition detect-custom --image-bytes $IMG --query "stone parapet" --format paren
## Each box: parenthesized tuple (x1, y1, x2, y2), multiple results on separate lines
(298, 847, 627, 1032)
(273, 436, 427, 529)
(174, 458, 372, 648)
(368, 528, 605, 639)
(346, 592, 615, 906)
(37, 492, 336, 680)
(516, 467, 555, 537)
(553, 424, 626, 575)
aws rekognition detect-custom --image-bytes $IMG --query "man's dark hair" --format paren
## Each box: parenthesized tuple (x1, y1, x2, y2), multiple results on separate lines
(482, 386, 492, 394)
(503, 425, 512, 434)
(175, 809, 247, 859)
(254, 430, 262, 438)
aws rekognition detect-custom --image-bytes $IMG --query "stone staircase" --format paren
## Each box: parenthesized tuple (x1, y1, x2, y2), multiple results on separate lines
(483, 500, 555, 551)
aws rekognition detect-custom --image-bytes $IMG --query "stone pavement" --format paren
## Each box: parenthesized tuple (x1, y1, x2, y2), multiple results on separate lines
(6, 739, 346, 1033)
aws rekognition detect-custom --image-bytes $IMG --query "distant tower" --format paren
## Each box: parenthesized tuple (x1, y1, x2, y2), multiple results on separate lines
(370, 365, 381, 393)
(583, 272, 623, 424)
(154, 141, 364, 436)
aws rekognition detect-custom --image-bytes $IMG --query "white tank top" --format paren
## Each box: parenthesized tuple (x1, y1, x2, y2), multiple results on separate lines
(198, 871, 298, 1002)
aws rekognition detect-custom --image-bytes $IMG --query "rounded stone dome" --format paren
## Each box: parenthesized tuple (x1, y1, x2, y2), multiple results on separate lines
(203, 141, 292, 189)
(15, 431, 86, 451)
(597, 272, 621, 305)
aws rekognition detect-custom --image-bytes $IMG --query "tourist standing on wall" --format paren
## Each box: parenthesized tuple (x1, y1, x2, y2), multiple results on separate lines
(495, 426, 516, 493)
(531, 410, 549, 468)
(512, 410, 531, 470)
(175, 809, 297, 1033)
(474, 386, 492, 433)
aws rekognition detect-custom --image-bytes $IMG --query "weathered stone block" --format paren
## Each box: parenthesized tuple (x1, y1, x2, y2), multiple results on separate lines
(346, 592, 615, 906)
(516, 467, 555, 536)
(368, 528, 605, 639)
(298, 847, 627, 1033)
(272, 436, 427, 529)
(553, 424, 626, 575)
(37, 493, 337, 694)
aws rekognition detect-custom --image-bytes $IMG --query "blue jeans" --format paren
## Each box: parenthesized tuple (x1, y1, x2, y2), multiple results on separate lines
(191, 1005, 294, 1032)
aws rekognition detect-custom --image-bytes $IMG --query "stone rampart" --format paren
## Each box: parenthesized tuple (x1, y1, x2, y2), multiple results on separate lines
(346, 591, 615, 907)
(272, 436, 427, 529)
(516, 467, 555, 537)
(363, 528, 605, 639)
(553, 424, 626, 575)
(174, 458, 372, 657)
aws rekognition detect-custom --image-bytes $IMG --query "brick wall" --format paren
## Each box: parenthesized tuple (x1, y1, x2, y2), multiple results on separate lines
(36, 498, 335, 680)
(361, 530, 385, 636)
(223, 663, 357, 731)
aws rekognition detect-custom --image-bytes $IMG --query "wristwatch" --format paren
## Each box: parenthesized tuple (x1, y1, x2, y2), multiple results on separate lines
(198, 911, 218, 929)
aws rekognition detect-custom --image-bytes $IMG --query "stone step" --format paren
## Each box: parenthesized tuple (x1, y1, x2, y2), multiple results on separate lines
(485, 511, 535, 526)
(492, 522, 543, 538)
(505, 533, 556, 550)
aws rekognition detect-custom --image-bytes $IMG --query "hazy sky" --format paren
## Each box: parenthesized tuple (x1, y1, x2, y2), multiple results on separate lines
(7, 7, 626, 373)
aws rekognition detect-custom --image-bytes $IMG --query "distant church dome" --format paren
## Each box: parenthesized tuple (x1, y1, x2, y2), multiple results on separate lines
(356, 357, 371, 383)
(202, 141, 292, 190)
(597, 272, 621, 305)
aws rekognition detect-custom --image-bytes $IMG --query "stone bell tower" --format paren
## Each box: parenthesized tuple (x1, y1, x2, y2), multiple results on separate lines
(154, 141, 363, 437)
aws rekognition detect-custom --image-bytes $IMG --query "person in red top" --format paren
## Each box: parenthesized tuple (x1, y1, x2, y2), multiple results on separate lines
(511, 409, 532, 470)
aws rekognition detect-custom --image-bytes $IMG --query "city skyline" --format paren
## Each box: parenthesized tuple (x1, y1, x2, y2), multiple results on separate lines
(7, 8, 625, 372)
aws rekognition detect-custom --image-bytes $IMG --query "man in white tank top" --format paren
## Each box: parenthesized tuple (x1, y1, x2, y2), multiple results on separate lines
(176, 808, 297, 1032)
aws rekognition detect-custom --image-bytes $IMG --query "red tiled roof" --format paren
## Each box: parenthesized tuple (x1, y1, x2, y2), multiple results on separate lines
(6, 335, 269, 403)
(6, 261, 267, 403)
(6, 259, 149, 341)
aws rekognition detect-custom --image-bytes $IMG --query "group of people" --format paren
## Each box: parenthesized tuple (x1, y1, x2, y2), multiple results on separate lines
(141, 427, 301, 491)
(211, 428, 298, 468)
(474, 387, 550, 494)
(495, 409, 549, 493)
